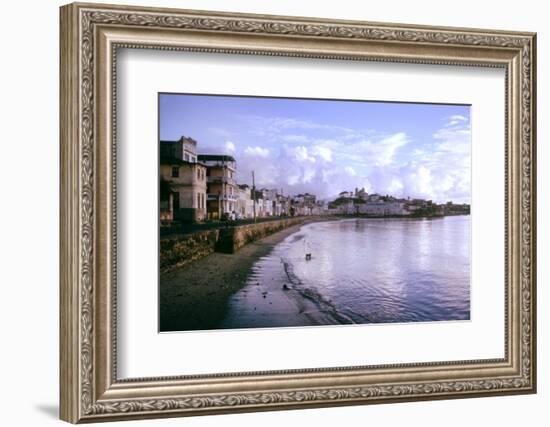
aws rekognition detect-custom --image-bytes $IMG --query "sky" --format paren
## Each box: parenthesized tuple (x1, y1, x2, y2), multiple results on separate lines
(159, 93, 471, 204)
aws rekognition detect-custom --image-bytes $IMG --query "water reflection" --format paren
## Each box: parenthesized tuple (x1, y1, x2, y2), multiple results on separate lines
(222, 216, 470, 328)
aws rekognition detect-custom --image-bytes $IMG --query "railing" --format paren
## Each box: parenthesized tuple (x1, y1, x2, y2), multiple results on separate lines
(201, 161, 237, 170)
(207, 193, 238, 201)
(207, 176, 236, 185)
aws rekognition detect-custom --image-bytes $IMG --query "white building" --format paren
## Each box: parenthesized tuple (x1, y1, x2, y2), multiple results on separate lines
(236, 185, 254, 219)
(357, 201, 409, 216)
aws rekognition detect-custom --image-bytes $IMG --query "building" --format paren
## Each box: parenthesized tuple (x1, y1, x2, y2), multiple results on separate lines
(257, 189, 271, 216)
(357, 201, 409, 216)
(254, 193, 265, 217)
(198, 154, 238, 220)
(236, 184, 254, 219)
(160, 136, 198, 163)
(443, 201, 471, 215)
(278, 194, 291, 216)
(290, 193, 318, 216)
(355, 187, 369, 200)
(160, 138, 207, 223)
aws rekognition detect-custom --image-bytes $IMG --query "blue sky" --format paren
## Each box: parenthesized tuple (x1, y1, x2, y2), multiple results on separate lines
(160, 94, 471, 203)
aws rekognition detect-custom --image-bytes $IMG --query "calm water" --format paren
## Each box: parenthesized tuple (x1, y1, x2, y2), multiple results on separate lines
(222, 216, 470, 328)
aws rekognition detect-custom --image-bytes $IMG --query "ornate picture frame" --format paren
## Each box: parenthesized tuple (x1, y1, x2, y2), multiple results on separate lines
(60, 2, 536, 423)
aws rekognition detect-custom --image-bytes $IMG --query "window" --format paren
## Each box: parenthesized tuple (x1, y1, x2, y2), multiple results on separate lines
(171, 166, 179, 178)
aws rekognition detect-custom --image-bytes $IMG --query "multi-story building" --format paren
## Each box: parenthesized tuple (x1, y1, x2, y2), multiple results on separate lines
(278, 195, 291, 216)
(259, 189, 274, 217)
(198, 154, 238, 220)
(255, 193, 266, 217)
(236, 184, 254, 219)
(290, 192, 318, 216)
(160, 136, 198, 163)
(159, 138, 207, 223)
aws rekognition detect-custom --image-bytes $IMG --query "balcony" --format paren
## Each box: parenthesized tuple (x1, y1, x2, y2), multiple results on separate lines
(207, 193, 238, 201)
(207, 176, 236, 185)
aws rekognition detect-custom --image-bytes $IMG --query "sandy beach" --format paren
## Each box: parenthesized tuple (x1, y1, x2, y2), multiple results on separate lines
(160, 221, 321, 332)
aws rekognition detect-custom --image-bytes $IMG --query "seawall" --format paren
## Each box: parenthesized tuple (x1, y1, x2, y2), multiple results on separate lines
(215, 217, 308, 254)
(160, 217, 310, 273)
(160, 229, 220, 273)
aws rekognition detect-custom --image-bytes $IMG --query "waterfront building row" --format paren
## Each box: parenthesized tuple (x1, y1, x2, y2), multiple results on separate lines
(159, 137, 470, 224)
(159, 137, 324, 224)
(327, 187, 469, 217)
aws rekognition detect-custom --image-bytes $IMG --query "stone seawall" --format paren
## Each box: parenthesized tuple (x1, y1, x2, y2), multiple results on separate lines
(160, 229, 220, 273)
(160, 217, 310, 273)
(215, 217, 308, 254)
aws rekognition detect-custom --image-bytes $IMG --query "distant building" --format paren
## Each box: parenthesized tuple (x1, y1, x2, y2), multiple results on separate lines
(302, 193, 317, 206)
(236, 184, 254, 219)
(278, 194, 291, 216)
(258, 189, 273, 216)
(290, 193, 318, 216)
(443, 201, 471, 215)
(198, 154, 237, 220)
(160, 138, 207, 223)
(255, 192, 266, 217)
(358, 201, 409, 216)
(355, 187, 369, 200)
(326, 188, 469, 218)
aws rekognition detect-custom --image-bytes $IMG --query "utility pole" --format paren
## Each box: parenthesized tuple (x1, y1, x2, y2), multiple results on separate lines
(252, 170, 257, 223)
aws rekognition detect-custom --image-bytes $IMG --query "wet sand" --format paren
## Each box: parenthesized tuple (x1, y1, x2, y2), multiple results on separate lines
(160, 222, 321, 332)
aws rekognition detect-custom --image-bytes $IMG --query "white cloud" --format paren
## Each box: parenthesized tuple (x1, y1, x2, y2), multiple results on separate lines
(449, 114, 468, 122)
(365, 121, 470, 203)
(341, 132, 409, 167)
(223, 140, 236, 154)
(243, 146, 270, 158)
(387, 177, 404, 194)
(230, 113, 470, 203)
(446, 114, 469, 127)
(287, 146, 316, 163)
(311, 145, 333, 162)
(344, 166, 357, 176)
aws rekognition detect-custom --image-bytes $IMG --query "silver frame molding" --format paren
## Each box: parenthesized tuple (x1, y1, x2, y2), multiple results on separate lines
(60, 2, 537, 423)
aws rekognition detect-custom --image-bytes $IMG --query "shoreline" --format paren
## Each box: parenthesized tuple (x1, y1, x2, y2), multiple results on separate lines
(159, 220, 320, 332)
(160, 215, 468, 332)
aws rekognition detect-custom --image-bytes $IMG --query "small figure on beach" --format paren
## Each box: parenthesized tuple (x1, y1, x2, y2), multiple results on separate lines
(304, 238, 312, 261)
(282, 284, 290, 291)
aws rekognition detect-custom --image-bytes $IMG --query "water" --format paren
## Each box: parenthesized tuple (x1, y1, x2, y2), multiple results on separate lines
(222, 216, 470, 328)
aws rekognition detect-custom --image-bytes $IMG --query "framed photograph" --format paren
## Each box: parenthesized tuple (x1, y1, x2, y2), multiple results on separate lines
(60, 2, 537, 423)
